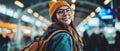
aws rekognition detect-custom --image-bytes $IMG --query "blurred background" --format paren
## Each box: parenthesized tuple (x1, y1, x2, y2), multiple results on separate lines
(0, 0, 120, 51)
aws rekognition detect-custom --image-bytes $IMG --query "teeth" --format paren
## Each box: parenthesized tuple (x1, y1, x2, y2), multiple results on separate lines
(62, 16, 70, 21)
(62, 18, 68, 21)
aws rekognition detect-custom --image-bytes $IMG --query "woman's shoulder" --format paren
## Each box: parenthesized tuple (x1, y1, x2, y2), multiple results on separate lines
(48, 31, 73, 51)
(50, 31, 72, 40)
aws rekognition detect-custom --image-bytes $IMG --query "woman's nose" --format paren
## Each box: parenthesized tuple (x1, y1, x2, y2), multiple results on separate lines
(63, 10, 69, 16)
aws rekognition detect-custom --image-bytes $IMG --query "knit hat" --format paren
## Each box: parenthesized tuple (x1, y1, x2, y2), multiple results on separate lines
(49, 1, 71, 19)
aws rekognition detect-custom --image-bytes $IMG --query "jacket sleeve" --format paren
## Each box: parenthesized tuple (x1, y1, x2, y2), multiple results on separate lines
(48, 32, 73, 51)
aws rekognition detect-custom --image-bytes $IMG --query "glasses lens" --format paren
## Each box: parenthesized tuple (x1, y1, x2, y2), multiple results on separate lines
(56, 8, 71, 14)
(66, 8, 71, 12)
(56, 9, 64, 13)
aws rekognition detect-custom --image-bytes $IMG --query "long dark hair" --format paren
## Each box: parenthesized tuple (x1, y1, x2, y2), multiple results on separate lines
(45, 9, 83, 51)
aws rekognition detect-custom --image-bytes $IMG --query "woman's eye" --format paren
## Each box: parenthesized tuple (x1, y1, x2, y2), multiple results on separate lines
(57, 10, 63, 13)
(66, 9, 71, 12)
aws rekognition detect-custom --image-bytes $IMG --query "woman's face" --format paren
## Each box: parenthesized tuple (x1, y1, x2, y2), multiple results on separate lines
(56, 6, 73, 25)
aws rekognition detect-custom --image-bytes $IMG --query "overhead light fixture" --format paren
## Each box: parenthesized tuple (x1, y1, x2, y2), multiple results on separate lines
(95, 7, 101, 13)
(14, 1, 24, 8)
(90, 12, 96, 17)
(0, 5, 6, 14)
(6, 8, 14, 17)
(27, 8, 33, 14)
(39, 16, 44, 20)
(33, 12, 39, 17)
(21, 15, 32, 23)
(35, 20, 42, 26)
(86, 16, 91, 20)
(52, 0, 56, 1)
(104, 0, 111, 5)
(71, 4, 75, 10)
(13, 10, 19, 18)
(71, 0, 76, 3)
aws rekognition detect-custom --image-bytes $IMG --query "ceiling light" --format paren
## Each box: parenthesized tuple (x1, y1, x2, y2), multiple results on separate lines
(39, 16, 44, 20)
(71, 4, 75, 10)
(95, 7, 101, 13)
(27, 8, 33, 14)
(52, 0, 56, 1)
(14, 1, 24, 8)
(33, 12, 39, 17)
(0, 5, 6, 14)
(104, 0, 111, 5)
(35, 20, 42, 26)
(71, 0, 76, 3)
(90, 12, 95, 17)
(86, 16, 91, 20)
(21, 15, 32, 23)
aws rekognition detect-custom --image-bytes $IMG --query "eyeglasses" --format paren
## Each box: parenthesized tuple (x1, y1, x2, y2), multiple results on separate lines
(56, 8, 72, 14)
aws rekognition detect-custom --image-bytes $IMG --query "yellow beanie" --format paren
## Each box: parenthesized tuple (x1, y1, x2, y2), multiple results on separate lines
(49, 1, 71, 19)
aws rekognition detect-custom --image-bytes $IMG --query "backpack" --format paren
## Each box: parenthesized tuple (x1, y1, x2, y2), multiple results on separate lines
(21, 30, 67, 51)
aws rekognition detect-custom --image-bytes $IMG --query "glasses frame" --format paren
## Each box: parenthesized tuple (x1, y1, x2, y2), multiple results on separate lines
(56, 8, 72, 15)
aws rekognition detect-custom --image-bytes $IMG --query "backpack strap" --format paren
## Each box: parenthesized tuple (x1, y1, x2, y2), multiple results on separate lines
(46, 30, 68, 41)
(38, 30, 68, 51)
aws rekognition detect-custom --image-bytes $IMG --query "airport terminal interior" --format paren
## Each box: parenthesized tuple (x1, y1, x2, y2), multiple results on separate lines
(0, 0, 120, 51)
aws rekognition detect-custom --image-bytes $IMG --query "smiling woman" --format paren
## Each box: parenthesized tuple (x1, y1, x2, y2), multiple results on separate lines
(56, 6, 72, 25)
(42, 0, 84, 51)
(22, 0, 84, 51)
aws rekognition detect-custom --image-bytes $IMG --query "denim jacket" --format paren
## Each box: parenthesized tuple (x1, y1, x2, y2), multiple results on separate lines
(42, 27, 73, 51)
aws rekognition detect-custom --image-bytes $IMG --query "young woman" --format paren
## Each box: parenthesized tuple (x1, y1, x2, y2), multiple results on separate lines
(42, 1, 83, 51)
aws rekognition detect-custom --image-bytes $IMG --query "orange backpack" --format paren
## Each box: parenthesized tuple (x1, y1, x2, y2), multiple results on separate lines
(21, 30, 67, 51)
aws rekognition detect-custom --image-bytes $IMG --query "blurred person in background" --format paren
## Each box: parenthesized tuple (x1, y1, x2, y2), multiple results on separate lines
(114, 31, 120, 51)
(98, 32, 108, 51)
(33, 35, 41, 42)
(0, 34, 4, 51)
(87, 32, 99, 51)
(22, 34, 32, 44)
(42, 0, 84, 51)
(82, 30, 89, 51)
(0, 33, 10, 51)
